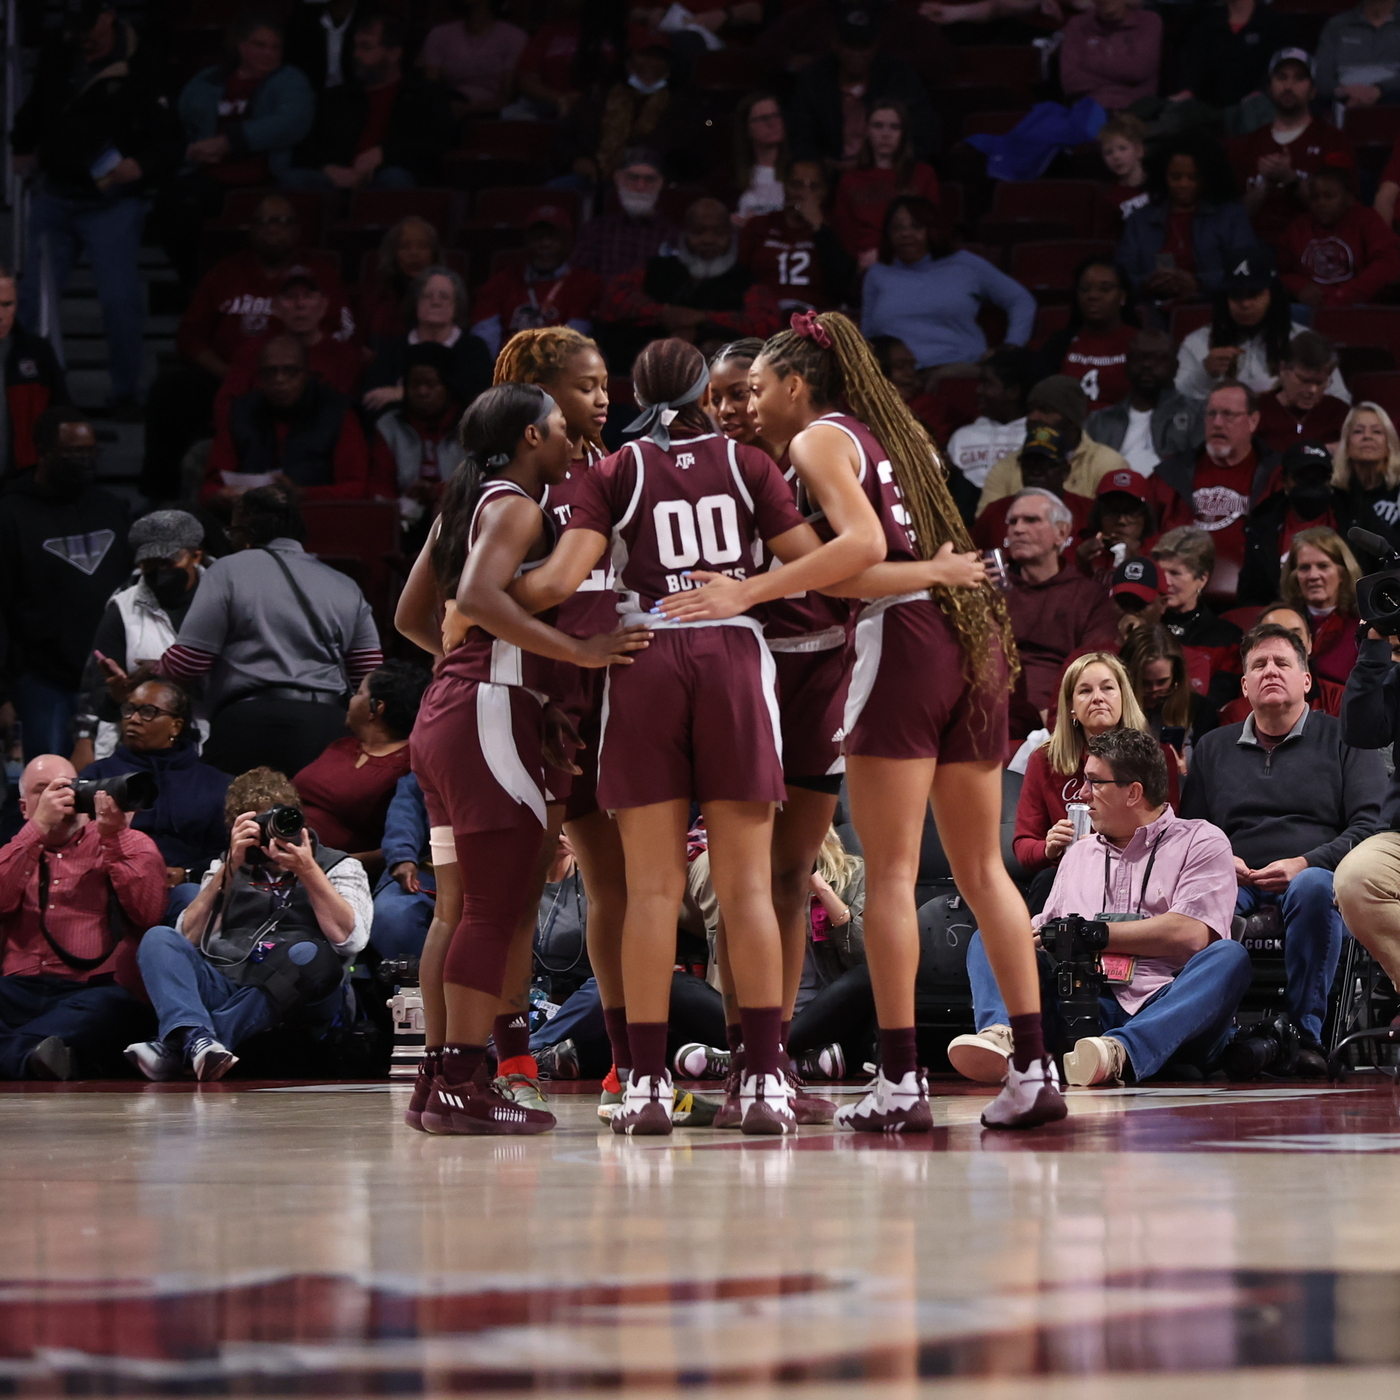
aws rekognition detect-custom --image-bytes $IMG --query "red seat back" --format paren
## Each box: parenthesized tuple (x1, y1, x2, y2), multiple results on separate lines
(1009, 240, 1116, 295)
(346, 189, 458, 237)
(989, 181, 1101, 238)
(1315, 306, 1400, 358)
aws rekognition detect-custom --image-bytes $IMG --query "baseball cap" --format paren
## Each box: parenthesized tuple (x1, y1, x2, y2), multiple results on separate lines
(1281, 440, 1333, 477)
(1268, 47, 1314, 77)
(1021, 423, 1070, 464)
(1027, 375, 1089, 429)
(1110, 555, 1164, 605)
(1221, 246, 1275, 295)
(524, 203, 573, 235)
(1097, 467, 1152, 501)
(130, 509, 203, 563)
(278, 266, 322, 295)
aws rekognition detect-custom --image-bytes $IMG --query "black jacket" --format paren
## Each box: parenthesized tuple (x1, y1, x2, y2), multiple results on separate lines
(293, 71, 452, 184)
(0, 472, 132, 690)
(228, 380, 355, 488)
(11, 22, 182, 198)
(1341, 635, 1400, 827)
(1178, 2, 1294, 107)
(789, 51, 938, 164)
(1338, 480, 1400, 571)
(3, 327, 70, 476)
(1151, 438, 1279, 524)
(363, 332, 492, 408)
(1238, 487, 1353, 607)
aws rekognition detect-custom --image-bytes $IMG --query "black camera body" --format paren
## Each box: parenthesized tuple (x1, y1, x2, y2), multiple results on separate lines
(244, 804, 304, 864)
(1349, 527, 1400, 633)
(1222, 1012, 1301, 1080)
(1040, 913, 1111, 1052)
(69, 773, 158, 815)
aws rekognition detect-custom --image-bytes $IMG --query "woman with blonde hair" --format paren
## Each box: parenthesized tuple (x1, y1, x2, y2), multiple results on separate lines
(1281, 526, 1363, 687)
(1334, 401, 1400, 570)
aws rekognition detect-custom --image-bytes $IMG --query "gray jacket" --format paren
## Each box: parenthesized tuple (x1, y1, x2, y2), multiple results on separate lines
(1086, 391, 1205, 462)
(1316, 4, 1400, 103)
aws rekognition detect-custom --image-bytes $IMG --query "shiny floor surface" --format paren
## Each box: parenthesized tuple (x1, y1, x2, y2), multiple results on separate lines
(6, 1078, 1400, 1399)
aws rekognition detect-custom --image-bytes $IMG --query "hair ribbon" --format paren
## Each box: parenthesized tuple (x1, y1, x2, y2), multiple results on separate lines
(624, 362, 711, 452)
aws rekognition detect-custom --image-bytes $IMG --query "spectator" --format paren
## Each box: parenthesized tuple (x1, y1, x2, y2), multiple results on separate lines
(1316, 0, 1400, 110)
(0, 409, 131, 761)
(1230, 50, 1352, 246)
(142, 194, 349, 503)
(1096, 114, 1150, 237)
(1176, 2, 1294, 110)
(205, 336, 372, 505)
(1109, 553, 1169, 628)
(573, 148, 682, 285)
(1120, 623, 1219, 755)
(979, 374, 1126, 513)
(419, 0, 527, 117)
(787, 4, 937, 169)
(738, 161, 856, 314)
(1013, 652, 1148, 885)
(596, 197, 780, 365)
(11, 3, 182, 419)
(283, 0, 360, 91)
(945, 346, 1035, 503)
(1281, 526, 1362, 687)
(372, 343, 468, 530)
(356, 218, 442, 341)
(283, 10, 452, 189)
(1060, 0, 1163, 112)
(1278, 161, 1400, 309)
(214, 269, 365, 435)
(1117, 138, 1254, 301)
(470, 206, 604, 359)
(1255, 332, 1349, 455)
(511, 0, 624, 120)
(1151, 525, 1244, 706)
(80, 680, 230, 892)
(163, 11, 316, 289)
(1216, 601, 1345, 720)
(974, 424, 1096, 549)
(293, 661, 427, 871)
(1182, 622, 1385, 1073)
(126, 766, 372, 1081)
(1076, 469, 1158, 586)
(861, 196, 1035, 374)
(1036, 259, 1139, 415)
(1003, 488, 1121, 723)
(951, 730, 1249, 1088)
(1375, 136, 1400, 229)
(1333, 401, 1400, 568)
(1175, 249, 1347, 403)
(363, 266, 492, 415)
(0, 265, 69, 477)
(158, 485, 382, 777)
(77, 510, 209, 765)
(1240, 441, 1347, 605)
(730, 92, 790, 223)
(370, 773, 435, 959)
(1086, 329, 1205, 477)
(0, 754, 164, 1079)
(832, 100, 941, 268)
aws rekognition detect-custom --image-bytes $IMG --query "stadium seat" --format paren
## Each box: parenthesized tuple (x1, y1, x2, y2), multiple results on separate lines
(960, 110, 1029, 141)
(691, 47, 758, 88)
(456, 121, 558, 164)
(1350, 371, 1400, 422)
(949, 44, 1041, 95)
(211, 188, 334, 246)
(1315, 306, 1400, 359)
(356, 247, 469, 288)
(443, 153, 549, 192)
(935, 84, 1022, 130)
(1031, 304, 1072, 346)
(1221, 606, 1265, 633)
(1009, 240, 1115, 297)
(451, 227, 524, 291)
(987, 180, 1101, 238)
(472, 186, 581, 229)
(345, 189, 459, 236)
(301, 501, 405, 636)
(940, 181, 966, 228)
(1170, 304, 1213, 343)
(1339, 107, 1400, 147)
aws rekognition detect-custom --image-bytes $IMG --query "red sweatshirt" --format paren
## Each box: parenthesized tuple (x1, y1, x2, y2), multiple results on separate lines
(1227, 119, 1352, 244)
(1278, 204, 1400, 308)
(831, 164, 941, 257)
(471, 263, 604, 338)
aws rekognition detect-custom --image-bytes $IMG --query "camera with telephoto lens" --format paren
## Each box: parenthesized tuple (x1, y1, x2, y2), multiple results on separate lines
(1039, 913, 1112, 1052)
(1349, 527, 1400, 633)
(254, 803, 303, 845)
(1222, 1012, 1301, 1080)
(68, 773, 159, 815)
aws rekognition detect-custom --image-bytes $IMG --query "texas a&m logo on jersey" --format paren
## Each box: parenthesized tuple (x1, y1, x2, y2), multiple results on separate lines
(676, 453, 696, 470)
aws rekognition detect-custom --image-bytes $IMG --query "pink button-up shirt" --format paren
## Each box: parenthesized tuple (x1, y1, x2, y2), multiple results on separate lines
(1032, 805, 1237, 1014)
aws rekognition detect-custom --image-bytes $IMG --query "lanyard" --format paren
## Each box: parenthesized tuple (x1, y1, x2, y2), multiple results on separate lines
(1102, 831, 1165, 916)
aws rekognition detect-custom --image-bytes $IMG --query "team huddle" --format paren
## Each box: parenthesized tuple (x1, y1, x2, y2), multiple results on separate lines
(397, 311, 1066, 1138)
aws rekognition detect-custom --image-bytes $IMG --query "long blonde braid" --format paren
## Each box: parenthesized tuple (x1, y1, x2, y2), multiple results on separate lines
(493, 327, 606, 451)
(758, 311, 1019, 688)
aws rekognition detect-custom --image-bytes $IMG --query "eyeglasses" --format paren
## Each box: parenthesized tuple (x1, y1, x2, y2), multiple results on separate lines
(120, 703, 176, 722)
(1078, 775, 1127, 791)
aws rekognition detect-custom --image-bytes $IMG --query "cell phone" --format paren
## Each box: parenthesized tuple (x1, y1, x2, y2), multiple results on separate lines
(1161, 726, 1186, 750)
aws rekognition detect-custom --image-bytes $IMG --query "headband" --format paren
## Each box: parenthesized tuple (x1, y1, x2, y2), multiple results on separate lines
(790, 310, 832, 349)
(624, 363, 710, 452)
(477, 391, 559, 470)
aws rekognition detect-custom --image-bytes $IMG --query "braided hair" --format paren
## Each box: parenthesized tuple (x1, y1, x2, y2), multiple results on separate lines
(493, 327, 606, 451)
(430, 382, 554, 593)
(757, 311, 1018, 688)
(632, 338, 712, 439)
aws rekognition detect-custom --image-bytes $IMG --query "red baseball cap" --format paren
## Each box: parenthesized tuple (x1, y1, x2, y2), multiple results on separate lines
(525, 203, 573, 235)
(1097, 468, 1152, 501)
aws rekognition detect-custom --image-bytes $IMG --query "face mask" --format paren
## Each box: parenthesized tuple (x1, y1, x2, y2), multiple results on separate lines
(1287, 482, 1332, 520)
(45, 450, 98, 495)
(146, 563, 192, 609)
(618, 187, 659, 218)
(628, 73, 668, 95)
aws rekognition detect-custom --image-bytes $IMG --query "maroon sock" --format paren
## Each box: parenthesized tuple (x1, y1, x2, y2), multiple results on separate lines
(780, 1019, 794, 1072)
(726, 1021, 743, 1054)
(602, 1006, 632, 1075)
(740, 1006, 784, 1078)
(627, 1022, 669, 1082)
(879, 1027, 919, 1082)
(1009, 1013, 1046, 1072)
(440, 1043, 486, 1086)
(493, 1012, 531, 1063)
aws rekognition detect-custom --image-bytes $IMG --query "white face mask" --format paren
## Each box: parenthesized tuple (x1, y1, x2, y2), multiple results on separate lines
(628, 72, 668, 95)
(618, 186, 660, 217)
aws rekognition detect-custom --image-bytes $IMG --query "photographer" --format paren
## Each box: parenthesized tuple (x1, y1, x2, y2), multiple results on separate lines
(1183, 622, 1384, 1072)
(0, 755, 164, 1079)
(948, 730, 1248, 1087)
(125, 767, 371, 1081)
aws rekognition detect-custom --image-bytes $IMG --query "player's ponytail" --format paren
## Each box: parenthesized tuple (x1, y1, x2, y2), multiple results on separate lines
(629, 338, 712, 450)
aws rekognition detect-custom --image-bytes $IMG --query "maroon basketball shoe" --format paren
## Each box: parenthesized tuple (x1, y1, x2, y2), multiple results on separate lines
(404, 1051, 440, 1131)
(610, 1073, 675, 1136)
(834, 1069, 933, 1133)
(980, 1056, 1068, 1129)
(786, 1062, 836, 1125)
(712, 1048, 746, 1129)
(740, 1072, 797, 1135)
(421, 1077, 556, 1135)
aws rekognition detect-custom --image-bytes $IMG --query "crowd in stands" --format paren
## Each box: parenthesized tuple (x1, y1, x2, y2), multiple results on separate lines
(7, 0, 1400, 1086)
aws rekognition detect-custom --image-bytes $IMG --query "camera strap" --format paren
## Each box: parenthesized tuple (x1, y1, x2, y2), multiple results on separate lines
(1102, 832, 1166, 917)
(260, 548, 350, 698)
(34, 855, 125, 972)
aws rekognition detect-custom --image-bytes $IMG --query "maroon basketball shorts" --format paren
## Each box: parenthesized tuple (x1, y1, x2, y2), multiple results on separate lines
(769, 628, 852, 791)
(843, 594, 1008, 762)
(596, 621, 787, 810)
(552, 665, 606, 823)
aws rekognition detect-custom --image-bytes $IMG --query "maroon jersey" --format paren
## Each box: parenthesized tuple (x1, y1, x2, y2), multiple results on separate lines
(738, 212, 831, 312)
(816, 412, 919, 563)
(1060, 325, 1136, 413)
(565, 432, 804, 613)
(542, 444, 621, 637)
(440, 479, 563, 694)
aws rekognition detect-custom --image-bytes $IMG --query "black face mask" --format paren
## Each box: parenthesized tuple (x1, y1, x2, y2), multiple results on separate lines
(1287, 482, 1332, 521)
(44, 450, 98, 496)
(146, 563, 193, 610)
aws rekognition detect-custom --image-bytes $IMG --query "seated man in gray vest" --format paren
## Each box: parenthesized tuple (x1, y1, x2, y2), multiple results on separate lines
(124, 767, 371, 1081)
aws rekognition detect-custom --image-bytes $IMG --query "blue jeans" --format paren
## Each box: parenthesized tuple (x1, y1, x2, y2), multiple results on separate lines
(137, 925, 277, 1048)
(529, 975, 606, 1052)
(12, 674, 83, 763)
(1235, 866, 1344, 1043)
(968, 931, 1253, 1080)
(370, 879, 435, 959)
(277, 165, 417, 190)
(166, 883, 202, 927)
(0, 975, 151, 1078)
(19, 187, 147, 401)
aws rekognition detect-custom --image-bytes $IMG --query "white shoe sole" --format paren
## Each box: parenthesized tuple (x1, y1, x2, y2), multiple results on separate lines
(1063, 1040, 1120, 1087)
(947, 1034, 1011, 1084)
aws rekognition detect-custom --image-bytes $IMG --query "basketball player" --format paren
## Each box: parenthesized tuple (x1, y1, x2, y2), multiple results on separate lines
(409, 383, 650, 1135)
(659, 311, 1065, 1132)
